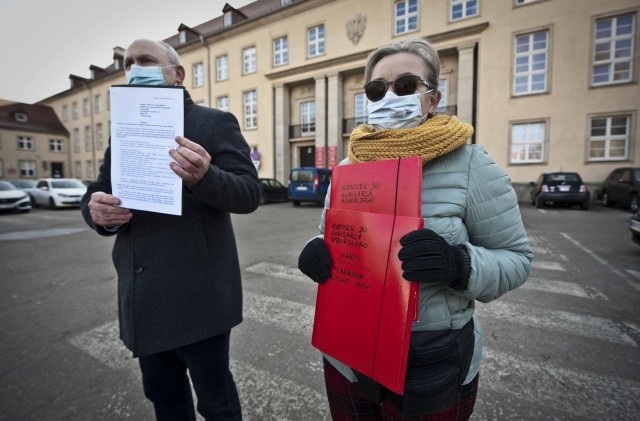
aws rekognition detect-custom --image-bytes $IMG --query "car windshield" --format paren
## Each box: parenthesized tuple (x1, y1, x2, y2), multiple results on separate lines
(547, 174, 580, 183)
(0, 181, 16, 191)
(51, 180, 86, 189)
(291, 170, 315, 182)
(9, 180, 35, 188)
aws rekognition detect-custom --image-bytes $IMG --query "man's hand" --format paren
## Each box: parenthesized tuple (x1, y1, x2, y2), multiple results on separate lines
(88, 192, 132, 228)
(169, 136, 212, 188)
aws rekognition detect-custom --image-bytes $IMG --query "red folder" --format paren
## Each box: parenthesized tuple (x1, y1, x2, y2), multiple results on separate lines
(311, 156, 423, 394)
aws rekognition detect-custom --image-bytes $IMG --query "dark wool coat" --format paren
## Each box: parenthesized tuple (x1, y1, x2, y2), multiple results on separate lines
(81, 89, 261, 357)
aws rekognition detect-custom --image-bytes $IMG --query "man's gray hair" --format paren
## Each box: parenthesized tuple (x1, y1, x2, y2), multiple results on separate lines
(159, 40, 181, 66)
(364, 38, 440, 90)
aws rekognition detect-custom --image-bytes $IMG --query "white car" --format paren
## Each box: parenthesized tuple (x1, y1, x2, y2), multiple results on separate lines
(30, 178, 87, 209)
(0, 180, 31, 212)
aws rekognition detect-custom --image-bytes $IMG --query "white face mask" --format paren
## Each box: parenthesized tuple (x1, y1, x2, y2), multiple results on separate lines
(366, 90, 432, 130)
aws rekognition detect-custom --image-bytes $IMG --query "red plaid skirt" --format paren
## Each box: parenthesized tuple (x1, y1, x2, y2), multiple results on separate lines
(323, 358, 478, 421)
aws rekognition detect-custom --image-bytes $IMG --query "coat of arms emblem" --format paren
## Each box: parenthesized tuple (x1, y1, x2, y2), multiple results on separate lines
(346, 14, 366, 45)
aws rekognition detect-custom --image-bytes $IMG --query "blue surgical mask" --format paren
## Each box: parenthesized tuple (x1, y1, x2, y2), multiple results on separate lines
(126, 64, 168, 85)
(366, 91, 432, 129)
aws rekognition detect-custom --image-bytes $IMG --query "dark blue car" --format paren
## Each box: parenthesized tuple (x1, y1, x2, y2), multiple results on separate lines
(287, 167, 331, 206)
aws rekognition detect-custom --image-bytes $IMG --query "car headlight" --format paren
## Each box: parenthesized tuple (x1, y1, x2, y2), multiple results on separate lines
(57, 193, 70, 198)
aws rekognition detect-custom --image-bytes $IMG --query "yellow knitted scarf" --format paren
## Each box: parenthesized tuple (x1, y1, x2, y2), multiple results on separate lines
(348, 114, 474, 164)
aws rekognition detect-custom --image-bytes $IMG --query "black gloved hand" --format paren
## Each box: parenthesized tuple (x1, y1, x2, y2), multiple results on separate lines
(298, 237, 332, 284)
(398, 229, 471, 291)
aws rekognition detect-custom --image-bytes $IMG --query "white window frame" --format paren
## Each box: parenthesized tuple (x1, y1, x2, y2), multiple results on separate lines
(72, 102, 78, 120)
(15, 112, 28, 122)
(301, 101, 316, 135)
(96, 123, 104, 150)
(217, 96, 230, 112)
(592, 14, 635, 86)
(62, 105, 68, 122)
(308, 25, 325, 57)
(49, 139, 64, 153)
(394, 0, 419, 35)
(450, 0, 479, 22)
(73, 129, 80, 153)
(437, 79, 448, 112)
(243, 47, 257, 74)
(243, 90, 258, 130)
(510, 121, 546, 164)
(588, 114, 631, 161)
(179, 30, 187, 45)
(75, 161, 82, 178)
(224, 11, 233, 27)
(19, 160, 36, 177)
(216, 55, 229, 81)
(18, 136, 34, 150)
(355, 93, 366, 125)
(193, 62, 204, 87)
(84, 126, 92, 151)
(273, 36, 288, 67)
(513, 30, 549, 95)
(83, 98, 90, 117)
(86, 160, 94, 180)
(95, 94, 102, 113)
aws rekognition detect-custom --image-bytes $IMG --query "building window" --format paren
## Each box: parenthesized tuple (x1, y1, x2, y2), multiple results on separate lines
(193, 62, 204, 87)
(355, 93, 366, 125)
(224, 11, 233, 27)
(515, 0, 541, 4)
(73, 128, 80, 152)
(514, 30, 548, 95)
(49, 139, 64, 153)
(282, 0, 292, 5)
(84, 126, 92, 151)
(95, 94, 102, 113)
(18, 136, 34, 150)
(72, 102, 78, 120)
(243, 47, 257, 74)
(510, 122, 545, 163)
(217, 96, 230, 112)
(75, 161, 82, 178)
(301, 101, 316, 135)
(179, 30, 187, 45)
(83, 98, 90, 117)
(15, 112, 28, 122)
(86, 160, 94, 180)
(308, 25, 325, 57)
(273, 36, 288, 67)
(62, 105, 69, 122)
(450, 0, 478, 21)
(20, 161, 36, 177)
(588, 115, 630, 161)
(395, 0, 418, 35)
(216, 55, 229, 81)
(96, 123, 104, 150)
(243, 90, 258, 129)
(107, 92, 111, 111)
(592, 14, 635, 86)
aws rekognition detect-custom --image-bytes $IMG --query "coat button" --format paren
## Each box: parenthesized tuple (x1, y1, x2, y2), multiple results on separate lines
(134, 267, 144, 274)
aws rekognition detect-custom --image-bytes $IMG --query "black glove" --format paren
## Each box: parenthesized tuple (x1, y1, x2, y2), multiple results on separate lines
(298, 237, 332, 284)
(398, 229, 471, 291)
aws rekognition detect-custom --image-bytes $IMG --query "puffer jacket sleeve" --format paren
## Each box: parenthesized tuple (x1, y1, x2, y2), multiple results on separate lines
(460, 146, 533, 302)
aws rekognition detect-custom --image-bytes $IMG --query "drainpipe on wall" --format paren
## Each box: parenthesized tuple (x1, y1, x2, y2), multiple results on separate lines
(324, 75, 329, 168)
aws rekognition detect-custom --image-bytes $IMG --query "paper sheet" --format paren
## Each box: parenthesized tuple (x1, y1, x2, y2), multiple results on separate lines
(109, 86, 184, 215)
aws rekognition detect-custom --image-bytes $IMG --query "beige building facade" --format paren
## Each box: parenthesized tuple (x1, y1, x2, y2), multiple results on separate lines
(34, 0, 638, 198)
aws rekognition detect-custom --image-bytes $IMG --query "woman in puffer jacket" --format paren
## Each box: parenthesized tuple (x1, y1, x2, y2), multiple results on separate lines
(298, 37, 533, 421)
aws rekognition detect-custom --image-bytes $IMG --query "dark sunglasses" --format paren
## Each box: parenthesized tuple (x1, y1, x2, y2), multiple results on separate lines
(364, 74, 433, 102)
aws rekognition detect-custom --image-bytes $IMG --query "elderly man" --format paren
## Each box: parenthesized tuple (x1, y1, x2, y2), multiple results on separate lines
(81, 39, 260, 421)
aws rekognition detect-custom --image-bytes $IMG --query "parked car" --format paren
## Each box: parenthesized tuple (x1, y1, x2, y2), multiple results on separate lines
(7, 179, 38, 202)
(30, 178, 87, 209)
(259, 178, 288, 204)
(600, 167, 639, 212)
(529, 172, 590, 210)
(0, 180, 31, 213)
(287, 167, 332, 206)
(630, 207, 640, 246)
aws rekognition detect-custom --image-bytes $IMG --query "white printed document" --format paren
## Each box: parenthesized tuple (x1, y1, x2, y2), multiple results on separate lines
(110, 85, 184, 215)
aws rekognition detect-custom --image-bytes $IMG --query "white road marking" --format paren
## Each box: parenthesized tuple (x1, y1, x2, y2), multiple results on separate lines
(0, 227, 87, 241)
(531, 260, 565, 271)
(560, 232, 640, 293)
(626, 269, 640, 281)
(476, 301, 637, 347)
(246, 261, 309, 284)
(482, 348, 640, 421)
(521, 276, 608, 300)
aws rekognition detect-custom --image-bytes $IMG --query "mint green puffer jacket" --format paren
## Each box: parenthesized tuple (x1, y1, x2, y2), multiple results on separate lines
(317, 144, 533, 385)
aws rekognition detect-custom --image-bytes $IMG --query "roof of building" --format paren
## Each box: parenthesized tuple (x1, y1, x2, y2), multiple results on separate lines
(0, 102, 68, 136)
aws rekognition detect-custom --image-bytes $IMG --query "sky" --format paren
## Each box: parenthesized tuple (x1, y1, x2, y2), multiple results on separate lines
(0, 0, 254, 104)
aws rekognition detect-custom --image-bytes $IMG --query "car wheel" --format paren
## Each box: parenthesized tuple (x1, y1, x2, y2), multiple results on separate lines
(30, 195, 38, 208)
(293, 200, 301, 207)
(581, 200, 589, 211)
(535, 196, 544, 209)
(49, 197, 58, 209)
(601, 191, 610, 207)
(630, 194, 639, 213)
